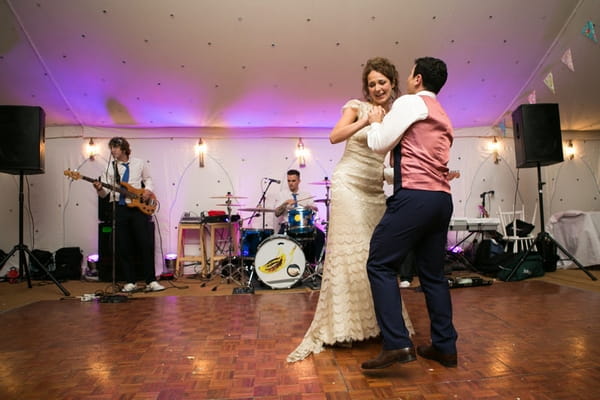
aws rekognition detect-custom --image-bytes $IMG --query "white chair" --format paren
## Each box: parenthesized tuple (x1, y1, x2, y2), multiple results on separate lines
(498, 203, 538, 253)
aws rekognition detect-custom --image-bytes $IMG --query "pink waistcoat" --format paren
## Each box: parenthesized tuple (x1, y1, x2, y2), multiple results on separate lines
(398, 95, 454, 193)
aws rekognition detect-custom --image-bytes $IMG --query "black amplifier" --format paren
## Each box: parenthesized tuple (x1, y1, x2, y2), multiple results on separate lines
(202, 214, 240, 223)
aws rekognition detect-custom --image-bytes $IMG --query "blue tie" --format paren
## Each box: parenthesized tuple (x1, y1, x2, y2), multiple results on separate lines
(292, 193, 298, 207)
(118, 162, 129, 205)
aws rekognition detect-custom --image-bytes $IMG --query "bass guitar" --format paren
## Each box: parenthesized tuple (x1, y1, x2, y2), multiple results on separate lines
(64, 169, 157, 216)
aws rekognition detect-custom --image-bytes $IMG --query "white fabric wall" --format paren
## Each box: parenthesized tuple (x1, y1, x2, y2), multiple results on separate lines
(1, 126, 599, 276)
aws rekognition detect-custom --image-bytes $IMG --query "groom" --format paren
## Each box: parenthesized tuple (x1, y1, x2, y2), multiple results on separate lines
(361, 57, 458, 369)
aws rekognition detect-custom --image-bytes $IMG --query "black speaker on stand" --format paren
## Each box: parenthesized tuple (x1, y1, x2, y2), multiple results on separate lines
(506, 104, 596, 281)
(0, 105, 70, 295)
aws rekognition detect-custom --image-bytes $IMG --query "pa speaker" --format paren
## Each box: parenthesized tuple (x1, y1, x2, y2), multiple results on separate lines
(512, 103, 563, 168)
(0, 105, 45, 174)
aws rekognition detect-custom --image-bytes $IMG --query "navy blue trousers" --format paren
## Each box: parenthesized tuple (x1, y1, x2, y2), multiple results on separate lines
(115, 205, 156, 284)
(367, 189, 457, 353)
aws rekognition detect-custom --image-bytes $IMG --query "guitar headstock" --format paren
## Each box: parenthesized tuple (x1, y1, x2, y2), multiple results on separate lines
(64, 169, 82, 180)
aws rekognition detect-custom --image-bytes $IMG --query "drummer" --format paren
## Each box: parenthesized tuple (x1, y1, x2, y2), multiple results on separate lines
(273, 169, 325, 264)
(273, 169, 318, 231)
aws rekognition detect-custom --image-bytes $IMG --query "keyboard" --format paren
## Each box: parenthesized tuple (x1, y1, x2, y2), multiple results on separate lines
(449, 218, 500, 232)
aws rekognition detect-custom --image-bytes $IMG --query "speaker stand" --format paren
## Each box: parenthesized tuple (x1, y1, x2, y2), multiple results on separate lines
(0, 171, 70, 295)
(506, 163, 597, 281)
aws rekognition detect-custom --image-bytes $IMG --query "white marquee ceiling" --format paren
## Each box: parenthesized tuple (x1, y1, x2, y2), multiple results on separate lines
(1, 0, 599, 135)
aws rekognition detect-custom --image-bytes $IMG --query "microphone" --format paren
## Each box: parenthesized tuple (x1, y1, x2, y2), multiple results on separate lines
(264, 177, 281, 184)
(480, 190, 495, 198)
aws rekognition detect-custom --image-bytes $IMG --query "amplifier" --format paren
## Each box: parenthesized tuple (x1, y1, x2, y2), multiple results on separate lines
(202, 214, 240, 223)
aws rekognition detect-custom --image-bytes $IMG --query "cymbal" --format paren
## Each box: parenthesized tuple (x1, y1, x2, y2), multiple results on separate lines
(309, 179, 331, 185)
(210, 194, 248, 199)
(238, 207, 275, 213)
(314, 198, 330, 203)
(215, 203, 244, 207)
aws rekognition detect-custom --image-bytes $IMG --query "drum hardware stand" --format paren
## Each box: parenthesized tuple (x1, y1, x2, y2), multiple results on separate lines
(0, 171, 70, 296)
(213, 194, 244, 286)
(506, 162, 596, 281)
(235, 221, 256, 293)
(301, 177, 332, 287)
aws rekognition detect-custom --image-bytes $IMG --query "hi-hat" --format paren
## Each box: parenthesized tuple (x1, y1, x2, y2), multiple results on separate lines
(309, 179, 331, 185)
(314, 199, 330, 203)
(210, 194, 248, 199)
(238, 207, 275, 213)
(215, 203, 244, 207)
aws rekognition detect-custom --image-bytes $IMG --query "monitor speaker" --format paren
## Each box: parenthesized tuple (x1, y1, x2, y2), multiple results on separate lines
(0, 105, 45, 174)
(512, 103, 563, 168)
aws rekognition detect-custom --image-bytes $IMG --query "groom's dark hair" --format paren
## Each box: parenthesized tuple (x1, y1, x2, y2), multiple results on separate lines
(413, 57, 447, 94)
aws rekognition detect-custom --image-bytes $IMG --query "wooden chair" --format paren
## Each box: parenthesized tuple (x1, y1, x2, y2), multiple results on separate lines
(498, 203, 537, 253)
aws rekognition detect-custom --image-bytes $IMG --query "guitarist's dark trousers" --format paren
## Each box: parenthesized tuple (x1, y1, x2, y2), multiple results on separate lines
(366, 189, 458, 354)
(115, 205, 155, 284)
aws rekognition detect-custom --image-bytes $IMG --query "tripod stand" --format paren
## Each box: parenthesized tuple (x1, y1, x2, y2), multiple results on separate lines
(214, 194, 244, 286)
(0, 171, 70, 296)
(506, 163, 597, 281)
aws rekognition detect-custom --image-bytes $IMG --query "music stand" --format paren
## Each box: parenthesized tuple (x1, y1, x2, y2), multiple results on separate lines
(0, 171, 70, 296)
(505, 162, 597, 281)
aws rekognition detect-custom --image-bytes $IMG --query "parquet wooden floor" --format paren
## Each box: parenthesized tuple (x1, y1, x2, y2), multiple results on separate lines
(1, 279, 599, 400)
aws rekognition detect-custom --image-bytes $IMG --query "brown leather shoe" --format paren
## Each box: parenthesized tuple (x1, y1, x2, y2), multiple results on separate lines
(416, 345, 457, 367)
(361, 347, 416, 369)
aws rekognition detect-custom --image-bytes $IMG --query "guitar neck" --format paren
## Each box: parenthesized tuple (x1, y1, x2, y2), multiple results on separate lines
(79, 175, 133, 198)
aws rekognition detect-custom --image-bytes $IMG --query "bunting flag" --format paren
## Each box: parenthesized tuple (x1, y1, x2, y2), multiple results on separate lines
(498, 120, 506, 137)
(528, 90, 537, 104)
(544, 72, 555, 94)
(561, 48, 575, 71)
(581, 20, 597, 43)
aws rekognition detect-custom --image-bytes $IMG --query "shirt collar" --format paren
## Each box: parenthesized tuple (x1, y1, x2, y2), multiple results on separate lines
(416, 90, 436, 98)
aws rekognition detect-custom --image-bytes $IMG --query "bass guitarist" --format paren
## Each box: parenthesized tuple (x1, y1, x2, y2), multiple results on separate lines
(93, 137, 165, 293)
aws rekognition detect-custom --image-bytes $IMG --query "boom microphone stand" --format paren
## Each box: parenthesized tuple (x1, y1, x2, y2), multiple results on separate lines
(0, 171, 70, 296)
(505, 162, 597, 281)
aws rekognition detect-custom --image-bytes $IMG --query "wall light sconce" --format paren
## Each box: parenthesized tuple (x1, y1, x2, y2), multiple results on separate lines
(489, 136, 501, 164)
(195, 138, 207, 167)
(296, 138, 307, 168)
(565, 140, 575, 160)
(86, 138, 98, 160)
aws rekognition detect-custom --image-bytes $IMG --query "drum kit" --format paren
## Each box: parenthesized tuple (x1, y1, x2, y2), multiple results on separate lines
(209, 178, 331, 291)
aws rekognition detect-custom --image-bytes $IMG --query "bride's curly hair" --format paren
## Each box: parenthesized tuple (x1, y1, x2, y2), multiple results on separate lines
(361, 57, 400, 104)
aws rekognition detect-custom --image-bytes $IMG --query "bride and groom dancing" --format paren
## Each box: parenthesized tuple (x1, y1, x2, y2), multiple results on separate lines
(287, 56, 458, 370)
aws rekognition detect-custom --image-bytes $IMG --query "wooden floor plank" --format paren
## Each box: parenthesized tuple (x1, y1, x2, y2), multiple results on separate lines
(0, 279, 599, 399)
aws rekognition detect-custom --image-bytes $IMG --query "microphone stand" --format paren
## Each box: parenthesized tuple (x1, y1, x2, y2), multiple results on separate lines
(247, 180, 275, 229)
(111, 159, 119, 293)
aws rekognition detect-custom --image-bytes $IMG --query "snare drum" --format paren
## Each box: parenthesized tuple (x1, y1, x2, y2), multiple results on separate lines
(288, 207, 314, 234)
(240, 228, 274, 258)
(254, 235, 306, 289)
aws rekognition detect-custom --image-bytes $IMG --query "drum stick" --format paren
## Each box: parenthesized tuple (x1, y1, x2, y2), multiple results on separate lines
(296, 195, 314, 202)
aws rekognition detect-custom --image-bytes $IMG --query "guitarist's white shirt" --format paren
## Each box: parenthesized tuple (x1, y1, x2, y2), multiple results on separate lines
(97, 157, 154, 203)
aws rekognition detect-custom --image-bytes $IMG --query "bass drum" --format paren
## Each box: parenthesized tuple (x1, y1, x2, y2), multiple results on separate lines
(254, 235, 306, 289)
